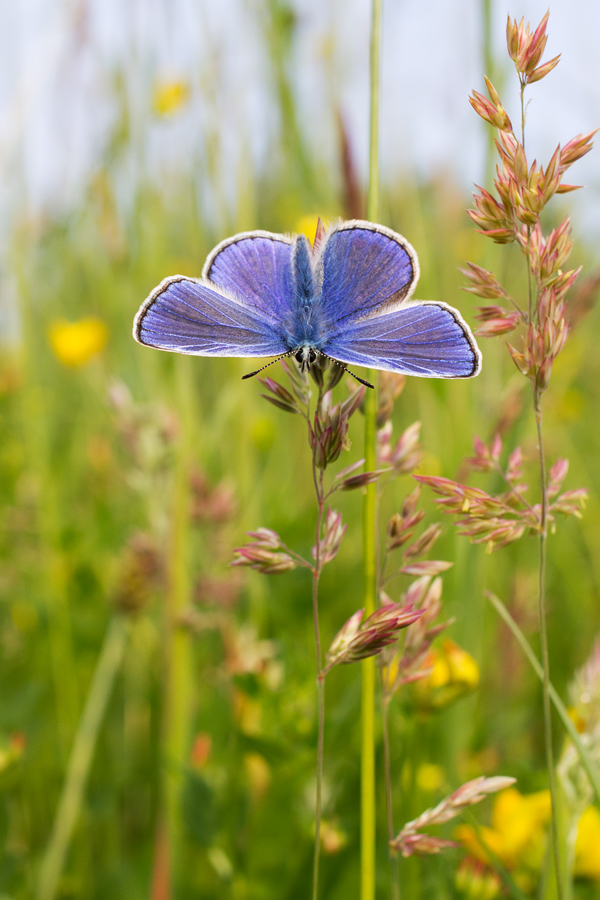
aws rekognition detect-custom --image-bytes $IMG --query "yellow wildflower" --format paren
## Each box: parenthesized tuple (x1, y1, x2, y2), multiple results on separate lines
(320, 819, 347, 854)
(48, 318, 108, 367)
(574, 805, 600, 879)
(152, 79, 190, 117)
(243, 752, 271, 800)
(456, 787, 551, 871)
(417, 763, 445, 793)
(295, 214, 330, 245)
(401, 762, 446, 793)
(413, 638, 480, 710)
(0, 733, 25, 774)
(455, 857, 501, 899)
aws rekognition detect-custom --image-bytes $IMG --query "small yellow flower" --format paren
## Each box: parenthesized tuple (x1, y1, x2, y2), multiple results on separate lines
(243, 752, 271, 800)
(0, 733, 25, 774)
(295, 214, 330, 245)
(48, 318, 108, 367)
(401, 762, 445, 793)
(152, 79, 190, 117)
(320, 819, 348, 854)
(417, 763, 445, 793)
(456, 787, 551, 870)
(413, 639, 480, 710)
(574, 805, 600, 880)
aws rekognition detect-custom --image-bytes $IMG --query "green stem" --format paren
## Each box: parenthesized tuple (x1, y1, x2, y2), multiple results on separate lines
(382, 698, 400, 900)
(367, 0, 381, 225)
(362, 378, 377, 900)
(312, 468, 325, 900)
(481, 0, 495, 187)
(520, 78, 527, 151)
(519, 81, 534, 325)
(362, 0, 382, 896)
(16, 248, 79, 758)
(533, 391, 564, 900)
(485, 591, 600, 806)
(161, 357, 195, 894)
(36, 615, 128, 900)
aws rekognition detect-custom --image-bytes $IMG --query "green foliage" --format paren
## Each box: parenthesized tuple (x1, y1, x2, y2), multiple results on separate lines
(1, 9, 600, 900)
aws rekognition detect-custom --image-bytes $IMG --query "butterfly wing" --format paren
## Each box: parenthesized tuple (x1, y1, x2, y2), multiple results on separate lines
(317, 221, 419, 326)
(134, 276, 289, 358)
(323, 301, 481, 378)
(203, 230, 295, 317)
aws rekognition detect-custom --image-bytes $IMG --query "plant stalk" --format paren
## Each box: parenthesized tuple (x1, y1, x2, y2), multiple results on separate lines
(36, 615, 128, 900)
(312, 466, 326, 900)
(533, 391, 564, 900)
(486, 591, 600, 806)
(156, 357, 195, 897)
(362, 0, 382, 896)
(382, 697, 400, 900)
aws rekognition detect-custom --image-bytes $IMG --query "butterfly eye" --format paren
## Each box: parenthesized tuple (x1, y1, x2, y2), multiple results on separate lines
(308, 349, 317, 365)
(294, 349, 304, 364)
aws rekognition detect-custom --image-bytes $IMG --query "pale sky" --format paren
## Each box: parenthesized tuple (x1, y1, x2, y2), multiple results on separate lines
(0, 0, 598, 238)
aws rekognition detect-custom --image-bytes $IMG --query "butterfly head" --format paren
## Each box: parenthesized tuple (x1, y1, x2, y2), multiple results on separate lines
(295, 345, 318, 372)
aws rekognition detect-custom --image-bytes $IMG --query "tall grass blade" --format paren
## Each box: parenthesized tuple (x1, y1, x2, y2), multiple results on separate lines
(486, 592, 600, 806)
(36, 615, 129, 900)
(361, 0, 382, 897)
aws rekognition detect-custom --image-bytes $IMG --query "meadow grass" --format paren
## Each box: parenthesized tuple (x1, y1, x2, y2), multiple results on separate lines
(1, 167, 598, 900)
(1, 8, 600, 897)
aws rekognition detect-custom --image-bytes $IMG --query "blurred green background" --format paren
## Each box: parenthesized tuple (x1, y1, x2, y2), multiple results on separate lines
(1, 0, 600, 898)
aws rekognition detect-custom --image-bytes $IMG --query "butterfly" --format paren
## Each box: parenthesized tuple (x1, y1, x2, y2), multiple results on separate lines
(133, 219, 481, 387)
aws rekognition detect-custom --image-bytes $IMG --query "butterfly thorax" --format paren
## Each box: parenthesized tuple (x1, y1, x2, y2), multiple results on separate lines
(285, 235, 326, 355)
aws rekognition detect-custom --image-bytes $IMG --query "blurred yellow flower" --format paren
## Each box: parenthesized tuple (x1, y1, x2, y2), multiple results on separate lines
(417, 763, 445, 793)
(0, 733, 25, 774)
(413, 638, 480, 710)
(574, 805, 600, 879)
(152, 79, 190, 117)
(456, 787, 551, 870)
(455, 857, 501, 900)
(295, 214, 330, 244)
(48, 318, 108, 367)
(401, 762, 446, 793)
(244, 752, 271, 800)
(320, 819, 347, 854)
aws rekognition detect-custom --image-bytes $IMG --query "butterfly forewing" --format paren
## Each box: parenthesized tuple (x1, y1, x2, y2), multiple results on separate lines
(204, 232, 295, 317)
(323, 301, 481, 378)
(318, 222, 418, 326)
(133, 221, 482, 380)
(134, 276, 289, 357)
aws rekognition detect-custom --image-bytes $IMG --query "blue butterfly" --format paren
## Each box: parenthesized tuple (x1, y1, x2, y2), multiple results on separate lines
(133, 219, 481, 387)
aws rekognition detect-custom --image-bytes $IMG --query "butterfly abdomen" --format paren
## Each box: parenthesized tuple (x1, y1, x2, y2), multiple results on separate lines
(283, 234, 326, 350)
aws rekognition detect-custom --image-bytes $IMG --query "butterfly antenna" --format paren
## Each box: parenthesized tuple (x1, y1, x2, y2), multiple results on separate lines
(318, 351, 374, 389)
(343, 367, 375, 389)
(242, 352, 294, 380)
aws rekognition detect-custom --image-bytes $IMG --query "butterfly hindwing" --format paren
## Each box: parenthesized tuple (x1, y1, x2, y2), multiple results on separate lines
(134, 276, 289, 358)
(133, 220, 482, 379)
(317, 221, 419, 326)
(203, 231, 295, 317)
(323, 301, 481, 378)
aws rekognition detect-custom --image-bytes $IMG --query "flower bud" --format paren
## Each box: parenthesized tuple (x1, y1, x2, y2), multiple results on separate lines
(324, 603, 422, 673)
(404, 524, 442, 560)
(313, 508, 347, 564)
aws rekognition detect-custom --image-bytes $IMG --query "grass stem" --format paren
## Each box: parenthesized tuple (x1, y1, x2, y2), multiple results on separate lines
(382, 698, 400, 900)
(161, 358, 195, 892)
(533, 391, 564, 900)
(362, 0, 382, 896)
(311, 467, 325, 900)
(485, 591, 600, 806)
(36, 615, 128, 900)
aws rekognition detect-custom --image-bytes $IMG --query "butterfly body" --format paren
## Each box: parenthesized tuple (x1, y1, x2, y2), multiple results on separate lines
(134, 219, 482, 381)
